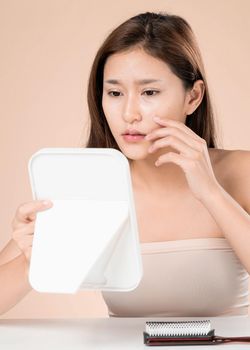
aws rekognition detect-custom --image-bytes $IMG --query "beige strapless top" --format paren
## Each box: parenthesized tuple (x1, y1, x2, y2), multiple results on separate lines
(102, 238, 249, 317)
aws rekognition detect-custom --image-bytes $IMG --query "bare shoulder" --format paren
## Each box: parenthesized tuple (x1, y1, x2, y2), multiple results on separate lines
(208, 148, 250, 212)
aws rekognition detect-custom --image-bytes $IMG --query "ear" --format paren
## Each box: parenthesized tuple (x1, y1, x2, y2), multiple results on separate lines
(185, 80, 205, 116)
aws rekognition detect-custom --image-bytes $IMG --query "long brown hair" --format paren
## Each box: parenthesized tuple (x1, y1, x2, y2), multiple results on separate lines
(85, 11, 218, 149)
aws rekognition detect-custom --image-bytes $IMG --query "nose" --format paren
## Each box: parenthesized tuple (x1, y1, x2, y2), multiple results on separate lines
(122, 94, 142, 124)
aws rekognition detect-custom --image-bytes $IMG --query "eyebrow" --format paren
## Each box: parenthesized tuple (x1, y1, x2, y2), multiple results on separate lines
(104, 79, 163, 85)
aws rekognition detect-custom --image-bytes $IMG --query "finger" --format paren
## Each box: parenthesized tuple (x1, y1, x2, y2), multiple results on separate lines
(146, 126, 204, 152)
(13, 221, 35, 238)
(153, 117, 201, 141)
(146, 126, 174, 140)
(149, 135, 198, 156)
(12, 218, 35, 230)
(15, 200, 53, 223)
(156, 151, 188, 167)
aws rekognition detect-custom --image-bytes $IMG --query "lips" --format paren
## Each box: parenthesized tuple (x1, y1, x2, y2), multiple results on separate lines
(123, 129, 146, 136)
(123, 133, 145, 142)
(125, 133, 145, 136)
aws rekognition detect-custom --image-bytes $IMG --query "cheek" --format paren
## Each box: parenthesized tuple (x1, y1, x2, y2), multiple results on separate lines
(104, 115, 116, 132)
(102, 101, 119, 135)
(157, 95, 185, 120)
(102, 96, 120, 119)
(102, 100, 112, 126)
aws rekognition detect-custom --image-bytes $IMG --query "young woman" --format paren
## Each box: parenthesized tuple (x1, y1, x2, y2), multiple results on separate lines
(1, 12, 250, 317)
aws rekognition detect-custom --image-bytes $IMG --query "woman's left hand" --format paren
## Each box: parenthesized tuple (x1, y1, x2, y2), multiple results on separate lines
(145, 116, 221, 201)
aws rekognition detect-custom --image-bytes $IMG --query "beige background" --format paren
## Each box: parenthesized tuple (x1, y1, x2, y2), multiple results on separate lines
(0, 0, 249, 318)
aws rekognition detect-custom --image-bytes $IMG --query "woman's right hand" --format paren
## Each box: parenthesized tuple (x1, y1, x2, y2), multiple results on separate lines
(11, 200, 53, 263)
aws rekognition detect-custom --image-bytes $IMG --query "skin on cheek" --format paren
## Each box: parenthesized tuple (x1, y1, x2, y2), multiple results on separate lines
(145, 91, 187, 123)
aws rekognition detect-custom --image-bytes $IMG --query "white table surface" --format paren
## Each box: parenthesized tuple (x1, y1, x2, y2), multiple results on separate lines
(0, 316, 250, 350)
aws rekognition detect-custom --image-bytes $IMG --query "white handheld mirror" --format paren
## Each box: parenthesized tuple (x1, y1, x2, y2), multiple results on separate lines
(28, 148, 143, 294)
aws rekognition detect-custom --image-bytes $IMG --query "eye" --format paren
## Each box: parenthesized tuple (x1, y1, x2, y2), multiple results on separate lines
(143, 90, 160, 96)
(106, 90, 160, 97)
(107, 91, 121, 97)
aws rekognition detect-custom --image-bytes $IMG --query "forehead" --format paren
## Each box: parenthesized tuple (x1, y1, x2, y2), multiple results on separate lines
(103, 48, 174, 80)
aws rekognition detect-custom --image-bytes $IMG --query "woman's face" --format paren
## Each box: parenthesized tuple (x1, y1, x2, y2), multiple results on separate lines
(102, 48, 191, 160)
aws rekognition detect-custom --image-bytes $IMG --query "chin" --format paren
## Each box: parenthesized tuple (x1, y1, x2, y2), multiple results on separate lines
(118, 146, 149, 161)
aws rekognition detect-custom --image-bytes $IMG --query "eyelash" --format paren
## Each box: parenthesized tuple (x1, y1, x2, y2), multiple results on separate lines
(107, 90, 160, 97)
